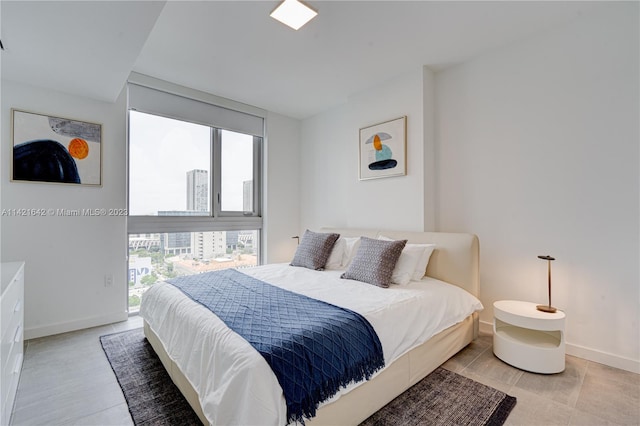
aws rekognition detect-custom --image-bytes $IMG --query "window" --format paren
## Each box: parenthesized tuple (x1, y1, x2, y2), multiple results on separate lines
(127, 76, 264, 313)
(220, 130, 255, 213)
(129, 112, 211, 216)
(127, 230, 259, 311)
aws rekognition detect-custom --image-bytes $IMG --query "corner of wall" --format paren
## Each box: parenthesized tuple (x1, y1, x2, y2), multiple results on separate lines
(422, 66, 436, 231)
(263, 111, 301, 264)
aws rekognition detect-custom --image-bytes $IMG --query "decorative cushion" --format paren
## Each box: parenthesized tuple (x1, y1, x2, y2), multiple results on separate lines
(290, 230, 340, 270)
(340, 237, 407, 288)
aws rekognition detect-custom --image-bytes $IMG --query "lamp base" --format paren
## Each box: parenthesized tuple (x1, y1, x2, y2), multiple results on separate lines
(536, 304, 557, 313)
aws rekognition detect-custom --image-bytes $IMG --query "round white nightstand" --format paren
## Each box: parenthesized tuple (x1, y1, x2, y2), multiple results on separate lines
(493, 300, 565, 374)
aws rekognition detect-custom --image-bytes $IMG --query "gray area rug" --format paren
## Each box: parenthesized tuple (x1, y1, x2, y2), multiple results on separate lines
(100, 328, 201, 425)
(360, 367, 516, 426)
(100, 328, 516, 426)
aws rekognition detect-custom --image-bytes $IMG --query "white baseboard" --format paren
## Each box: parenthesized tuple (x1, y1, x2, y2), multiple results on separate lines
(479, 319, 493, 335)
(565, 342, 640, 374)
(25, 311, 129, 340)
(478, 320, 640, 374)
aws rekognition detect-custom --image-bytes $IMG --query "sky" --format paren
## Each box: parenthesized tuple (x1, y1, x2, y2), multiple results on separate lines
(129, 111, 253, 215)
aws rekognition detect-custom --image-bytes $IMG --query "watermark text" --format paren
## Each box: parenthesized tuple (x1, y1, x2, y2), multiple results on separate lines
(1, 208, 128, 217)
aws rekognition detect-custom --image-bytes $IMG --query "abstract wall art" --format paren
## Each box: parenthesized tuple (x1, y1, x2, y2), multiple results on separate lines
(359, 116, 406, 180)
(12, 109, 102, 186)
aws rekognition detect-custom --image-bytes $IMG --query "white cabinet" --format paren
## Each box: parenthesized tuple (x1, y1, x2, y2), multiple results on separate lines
(493, 300, 565, 374)
(1, 262, 25, 426)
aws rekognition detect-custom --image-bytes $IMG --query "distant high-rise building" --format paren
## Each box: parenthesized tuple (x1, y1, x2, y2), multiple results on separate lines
(226, 230, 239, 251)
(158, 210, 204, 255)
(186, 169, 219, 259)
(187, 169, 209, 212)
(128, 233, 161, 251)
(191, 231, 226, 260)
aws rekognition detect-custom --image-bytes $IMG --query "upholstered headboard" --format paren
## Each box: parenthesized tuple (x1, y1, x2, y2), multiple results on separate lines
(319, 228, 479, 297)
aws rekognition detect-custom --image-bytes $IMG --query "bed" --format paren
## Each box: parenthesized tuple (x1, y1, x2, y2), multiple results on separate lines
(140, 228, 481, 425)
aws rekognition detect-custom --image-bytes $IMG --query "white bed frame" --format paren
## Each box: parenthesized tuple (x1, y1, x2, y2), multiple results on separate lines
(144, 228, 480, 425)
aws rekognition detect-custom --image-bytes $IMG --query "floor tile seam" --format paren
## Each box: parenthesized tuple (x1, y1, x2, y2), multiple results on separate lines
(510, 369, 524, 387)
(494, 358, 524, 386)
(523, 384, 579, 411)
(505, 382, 517, 396)
(65, 401, 133, 426)
(571, 362, 631, 425)
(459, 345, 525, 388)
(12, 388, 123, 423)
(11, 397, 122, 419)
(10, 370, 124, 410)
(586, 359, 640, 387)
(13, 371, 120, 396)
(566, 406, 619, 426)
(512, 369, 584, 410)
(21, 352, 112, 368)
(25, 328, 113, 344)
(22, 342, 106, 359)
(459, 342, 492, 372)
(564, 407, 581, 426)
(568, 360, 589, 409)
(573, 360, 593, 407)
(11, 393, 126, 426)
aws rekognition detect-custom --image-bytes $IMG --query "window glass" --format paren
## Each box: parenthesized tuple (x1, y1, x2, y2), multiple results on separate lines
(128, 230, 258, 312)
(129, 111, 211, 216)
(220, 130, 254, 212)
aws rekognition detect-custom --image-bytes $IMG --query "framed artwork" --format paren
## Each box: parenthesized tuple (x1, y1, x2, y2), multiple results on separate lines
(11, 109, 102, 186)
(359, 116, 406, 180)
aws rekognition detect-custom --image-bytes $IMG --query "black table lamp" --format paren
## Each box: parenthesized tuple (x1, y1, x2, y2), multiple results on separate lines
(537, 255, 557, 313)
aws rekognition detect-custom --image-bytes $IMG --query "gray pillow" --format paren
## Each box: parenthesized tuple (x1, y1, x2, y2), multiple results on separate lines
(290, 230, 340, 270)
(340, 237, 407, 288)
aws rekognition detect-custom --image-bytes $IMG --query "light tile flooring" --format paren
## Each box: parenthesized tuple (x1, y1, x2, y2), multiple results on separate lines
(9, 317, 640, 426)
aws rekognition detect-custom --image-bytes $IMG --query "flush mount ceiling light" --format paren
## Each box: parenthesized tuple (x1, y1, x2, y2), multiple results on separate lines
(270, 0, 317, 30)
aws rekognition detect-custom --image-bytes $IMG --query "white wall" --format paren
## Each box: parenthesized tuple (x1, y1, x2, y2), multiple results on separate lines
(300, 67, 435, 233)
(1, 81, 128, 338)
(422, 67, 436, 231)
(0, 1, 3, 266)
(0, 80, 303, 338)
(297, 4, 638, 372)
(264, 111, 301, 263)
(436, 5, 639, 372)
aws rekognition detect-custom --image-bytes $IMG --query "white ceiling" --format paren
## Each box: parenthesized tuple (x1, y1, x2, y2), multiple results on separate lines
(2, 1, 610, 119)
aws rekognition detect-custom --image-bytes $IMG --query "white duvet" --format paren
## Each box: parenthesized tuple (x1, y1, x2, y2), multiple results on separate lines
(140, 263, 483, 426)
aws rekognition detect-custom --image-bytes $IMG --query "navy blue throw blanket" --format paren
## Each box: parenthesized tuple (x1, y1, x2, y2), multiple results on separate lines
(167, 269, 385, 424)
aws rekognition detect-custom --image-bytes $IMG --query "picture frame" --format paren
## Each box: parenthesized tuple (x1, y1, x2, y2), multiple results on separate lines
(359, 116, 406, 180)
(11, 109, 102, 186)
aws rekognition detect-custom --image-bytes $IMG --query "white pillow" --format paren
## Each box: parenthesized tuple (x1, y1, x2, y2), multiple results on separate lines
(325, 237, 346, 270)
(412, 243, 436, 280)
(378, 236, 436, 284)
(342, 237, 361, 267)
(325, 237, 361, 270)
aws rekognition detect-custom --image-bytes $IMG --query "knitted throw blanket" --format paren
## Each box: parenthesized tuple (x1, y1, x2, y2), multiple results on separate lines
(168, 269, 385, 424)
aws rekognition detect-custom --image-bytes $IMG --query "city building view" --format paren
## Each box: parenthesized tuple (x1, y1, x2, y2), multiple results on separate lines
(128, 169, 257, 311)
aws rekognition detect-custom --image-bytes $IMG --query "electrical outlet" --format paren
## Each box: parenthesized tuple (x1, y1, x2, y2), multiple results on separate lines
(104, 274, 113, 287)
